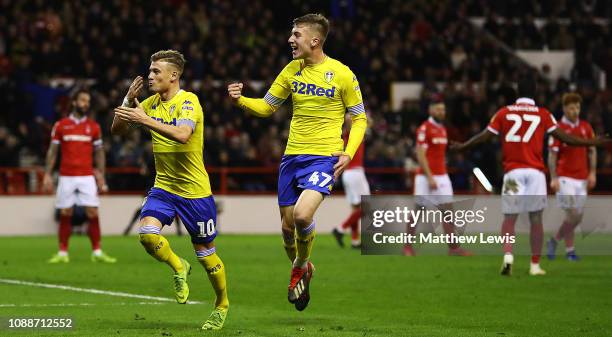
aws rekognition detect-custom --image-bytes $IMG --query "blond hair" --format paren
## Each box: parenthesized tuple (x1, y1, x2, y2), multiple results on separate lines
(150, 50, 186, 75)
(293, 13, 330, 43)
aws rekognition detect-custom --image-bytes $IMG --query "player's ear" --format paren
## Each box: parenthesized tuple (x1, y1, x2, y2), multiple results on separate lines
(171, 70, 178, 81)
(310, 37, 319, 48)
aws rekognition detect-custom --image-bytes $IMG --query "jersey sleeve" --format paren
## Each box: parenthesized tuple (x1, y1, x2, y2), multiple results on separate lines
(51, 122, 62, 144)
(264, 62, 295, 107)
(416, 124, 429, 148)
(587, 123, 595, 138)
(92, 123, 103, 148)
(487, 109, 504, 135)
(342, 69, 365, 116)
(548, 133, 560, 152)
(541, 109, 557, 133)
(177, 94, 201, 131)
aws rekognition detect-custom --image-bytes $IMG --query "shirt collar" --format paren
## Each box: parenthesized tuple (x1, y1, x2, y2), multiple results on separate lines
(161, 89, 183, 103)
(69, 114, 87, 124)
(561, 116, 579, 127)
(516, 97, 535, 105)
(428, 116, 443, 127)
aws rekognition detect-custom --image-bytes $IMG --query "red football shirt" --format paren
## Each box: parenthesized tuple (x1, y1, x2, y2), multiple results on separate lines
(415, 117, 447, 175)
(51, 115, 102, 176)
(343, 133, 364, 169)
(549, 117, 593, 179)
(487, 98, 557, 173)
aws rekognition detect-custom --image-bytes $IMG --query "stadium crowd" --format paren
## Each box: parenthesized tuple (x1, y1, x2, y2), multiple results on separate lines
(1, 0, 611, 192)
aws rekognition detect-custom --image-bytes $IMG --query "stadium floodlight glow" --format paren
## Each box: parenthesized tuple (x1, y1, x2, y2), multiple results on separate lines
(472, 167, 493, 192)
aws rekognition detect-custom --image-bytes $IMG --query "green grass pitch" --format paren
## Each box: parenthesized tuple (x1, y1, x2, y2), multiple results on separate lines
(0, 234, 610, 336)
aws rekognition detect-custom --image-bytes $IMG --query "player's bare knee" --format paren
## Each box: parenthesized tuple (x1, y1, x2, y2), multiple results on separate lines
(568, 210, 582, 224)
(59, 208, 73, 217)
(85, 207, 98, 218)
(292, 209, 312, 229)
(528, 211, 542, 225)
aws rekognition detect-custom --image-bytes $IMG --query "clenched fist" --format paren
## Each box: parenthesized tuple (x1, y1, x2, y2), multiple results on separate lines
(227, 83, 244, 102)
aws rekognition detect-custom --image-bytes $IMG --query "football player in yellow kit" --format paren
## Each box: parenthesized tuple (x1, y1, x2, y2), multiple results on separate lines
(112, 50, 228, 330)
(228, 14, 367, 311)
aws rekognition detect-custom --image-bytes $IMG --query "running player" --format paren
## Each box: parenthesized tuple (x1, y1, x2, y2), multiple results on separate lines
(44, 89, 116, 264)
(228, 14, 367, 310)
(112, 50, 228, 330)
(452, 76, 608, 276)
(547, 93, 596, 261)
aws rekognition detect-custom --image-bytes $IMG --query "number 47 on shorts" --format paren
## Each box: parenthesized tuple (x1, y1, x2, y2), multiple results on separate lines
(308, 171, 332, 188)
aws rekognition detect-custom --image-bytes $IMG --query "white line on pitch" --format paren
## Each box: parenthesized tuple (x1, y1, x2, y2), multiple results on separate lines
(0, 278, 202, 304)
(0, 302, 166, 308)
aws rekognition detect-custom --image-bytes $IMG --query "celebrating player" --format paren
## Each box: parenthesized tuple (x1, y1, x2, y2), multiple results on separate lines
(112, 50, 228, 330)
(228, 14, 367, 311)
(452, 76, 608, 276)
(43, 89, 116, 264)
(405, 94, 471, 257)
(332, 114, 370, 249)
(547, 93, 596, 261)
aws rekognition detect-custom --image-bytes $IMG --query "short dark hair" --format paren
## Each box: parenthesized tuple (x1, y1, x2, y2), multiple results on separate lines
(151, 50, 186, 75)
(562, 92, 582, 106)
(517, 74, 536, 98)
(293, 13, 330, 43)
(72, 88, 90, 101)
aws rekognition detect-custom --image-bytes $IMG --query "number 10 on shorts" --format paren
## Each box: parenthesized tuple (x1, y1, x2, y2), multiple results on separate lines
(197, 219, 216, 238)
(308, 171, 332, 187)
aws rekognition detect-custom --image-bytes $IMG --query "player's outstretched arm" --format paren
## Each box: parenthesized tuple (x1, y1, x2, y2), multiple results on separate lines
(42, 142, 59, 192)
(114, 99, 193, 144)
(227, 82, 277, 117)
(551, 128, 611, 147)
(450, 128, 496, 152)
(112, 76, 143, 136)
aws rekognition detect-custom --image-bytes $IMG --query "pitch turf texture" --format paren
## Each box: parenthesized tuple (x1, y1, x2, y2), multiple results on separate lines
(1, 235, 610, 337)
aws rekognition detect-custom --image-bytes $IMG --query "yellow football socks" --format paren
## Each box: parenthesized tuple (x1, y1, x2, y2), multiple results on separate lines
(139, 233, 184, 273)
(294, 221, 315, 268)
(198, 251, 229, 310)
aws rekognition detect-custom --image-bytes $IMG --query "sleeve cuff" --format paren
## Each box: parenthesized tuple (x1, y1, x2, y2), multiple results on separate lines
(264, 92, 286, 107)
(347, 102, 366, 115)
(547, 125, 558, 133)
(486, 126, 499, 135)
(177, 119, 196, 131)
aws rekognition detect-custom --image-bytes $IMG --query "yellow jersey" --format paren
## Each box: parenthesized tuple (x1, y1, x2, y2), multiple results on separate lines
(140, 89, 212, 198)
(265, 56, 365, 156)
